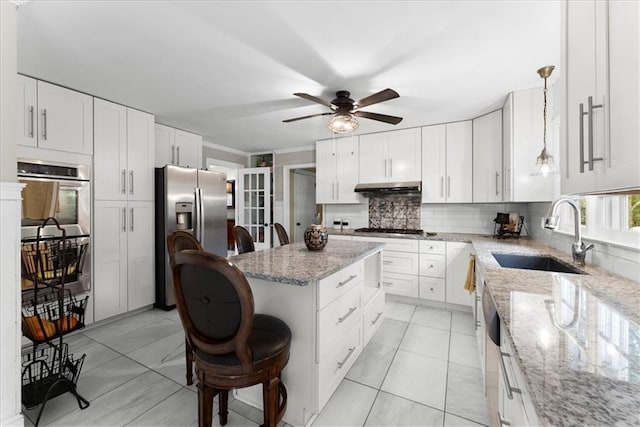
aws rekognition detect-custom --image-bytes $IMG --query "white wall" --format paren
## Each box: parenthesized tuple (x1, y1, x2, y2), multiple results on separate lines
(528, 202, 640, 282)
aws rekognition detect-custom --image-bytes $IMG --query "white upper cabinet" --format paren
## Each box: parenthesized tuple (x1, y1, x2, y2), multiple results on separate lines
(358, 128, 421, 184)
(155, 124, 202, 168)
(422, 121, 473, 203)
(562, 0, 640, 193)
(473, 110, 503, 202)
(94, 98, 155, 201)
(16, 76, 93, 154)
(503, 89, 557, 202)
(316, 136, 362, 204)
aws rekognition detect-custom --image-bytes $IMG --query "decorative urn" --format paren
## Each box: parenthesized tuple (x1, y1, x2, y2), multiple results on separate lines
(303, 224, 328, 251)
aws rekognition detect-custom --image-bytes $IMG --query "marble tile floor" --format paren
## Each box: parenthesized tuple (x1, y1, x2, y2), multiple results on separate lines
(22, 301, 488, 427)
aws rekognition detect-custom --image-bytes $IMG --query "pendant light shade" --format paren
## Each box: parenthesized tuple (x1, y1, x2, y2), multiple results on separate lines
(531, 65, 559, 177)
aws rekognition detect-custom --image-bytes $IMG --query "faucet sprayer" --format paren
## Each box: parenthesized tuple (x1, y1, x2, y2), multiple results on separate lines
(542, 197, 594, 265)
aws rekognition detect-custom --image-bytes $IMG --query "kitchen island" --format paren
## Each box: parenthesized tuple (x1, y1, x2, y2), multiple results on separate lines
(229, 240, 384, 426)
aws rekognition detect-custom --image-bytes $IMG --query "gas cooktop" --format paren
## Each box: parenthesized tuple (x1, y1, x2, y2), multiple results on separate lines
(354, 227, 426, 235)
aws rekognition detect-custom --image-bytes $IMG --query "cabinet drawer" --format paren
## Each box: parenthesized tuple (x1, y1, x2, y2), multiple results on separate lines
(383, 251, 419, 275)
(363, 290, 385, 345)
(352, 236, 419, 253)
(419, 277, 445, 302)
(420, 240, 446, 254)
(419, 253, 446, 278)
(381, 272, 419, 298)
(318, 323, 362, 410)
(318, 261, 363, 309)
(317, 284, 361, 360)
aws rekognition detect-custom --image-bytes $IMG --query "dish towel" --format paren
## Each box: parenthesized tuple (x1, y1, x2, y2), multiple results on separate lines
(464, 254, 476, 294)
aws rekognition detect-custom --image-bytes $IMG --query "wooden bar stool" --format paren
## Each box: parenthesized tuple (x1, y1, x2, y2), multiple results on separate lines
(232, 225, 255, 254)
(273, 223, 289, 246)
(171, 250, 291, 427)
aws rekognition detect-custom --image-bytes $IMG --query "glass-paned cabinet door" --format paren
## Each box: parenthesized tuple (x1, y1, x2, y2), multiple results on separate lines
(237, 167, 271, 250)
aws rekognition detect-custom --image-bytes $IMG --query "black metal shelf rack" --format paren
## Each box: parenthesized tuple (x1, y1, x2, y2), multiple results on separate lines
(20, 218, 90, 426)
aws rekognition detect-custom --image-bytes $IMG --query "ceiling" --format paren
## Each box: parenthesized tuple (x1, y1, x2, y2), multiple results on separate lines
(16, 1, 561, 153)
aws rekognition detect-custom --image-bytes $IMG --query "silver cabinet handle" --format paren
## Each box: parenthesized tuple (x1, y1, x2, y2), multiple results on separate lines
(332, 182, 336, 200)
(371, 312, 383, 326)
(130, 207, 134, 232)
(336, 274, 357, 288)
(495, 172, 500, 196)
(122, 207, 127, 232)
(384, 158, 388, 178)
(41, 109, 47, 140)
(171, 145, 175, 164)
(586, 96, 604, 171)
(336, 182, 339, 199)
(447, 176, 451, 197)
(440, 176, 444, 198)
(383, 260, 393, 265)
(389, 158, 393, 178)
(337, 306, 357, 323)
(28, 106, 34, 137)
(129, 171, 134, 195)
(382, 281, 393, 286)
(579, 102, 586, 173)
(177, 145, 180, 165)
(497, 411, 511, 426)
(121, 170, 127, 194)
(498, 351, 521, 399)
(337, 346, 356, 369)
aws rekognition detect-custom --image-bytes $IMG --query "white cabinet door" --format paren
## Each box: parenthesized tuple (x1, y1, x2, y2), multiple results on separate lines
(93, 201, 128, 321)
(421, 124, 446, 203)
(94, 99, 127, 201)
(446, 121, 473, 203)
(127, 201, 155, 311)
(473, 110, 503, 203)
(36, 80, 93, 154)
(154, 124, 175, 167)
(16, 75, 37, 147)
(174, 129, 202, 168)
(445, 242, 473, 307)
(503, 89, 557, 202)
(335, 136, 362, 203)
(358, 132, 387, 183)
(315, 139, 336, 204)
(562, 0, 608, 194)
(127, 108, 155, 201)
(601, 0, 640, 191)
(387, 128, 421, 182)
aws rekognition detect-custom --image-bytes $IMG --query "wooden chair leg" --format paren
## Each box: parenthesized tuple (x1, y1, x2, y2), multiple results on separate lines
(185, 339, 194, 386)
(218, 389, 229, 426)
(198, 383, 214, 427)
(262, 376, 280, 427)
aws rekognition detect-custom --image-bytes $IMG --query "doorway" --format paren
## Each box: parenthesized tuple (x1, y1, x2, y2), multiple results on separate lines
(206, 158, 243, 255)
(283, 163, 316, 244)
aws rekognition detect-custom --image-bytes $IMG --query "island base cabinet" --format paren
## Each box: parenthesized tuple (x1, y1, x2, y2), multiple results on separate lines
(363, 289, 385, 345)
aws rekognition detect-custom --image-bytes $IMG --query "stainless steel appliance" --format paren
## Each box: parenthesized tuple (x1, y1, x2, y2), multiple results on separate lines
(18, 160, 91, 295)
(155, 165, 227, 309)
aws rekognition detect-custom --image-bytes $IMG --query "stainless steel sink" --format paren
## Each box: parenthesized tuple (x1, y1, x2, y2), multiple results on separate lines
(492, 253, 586, 274)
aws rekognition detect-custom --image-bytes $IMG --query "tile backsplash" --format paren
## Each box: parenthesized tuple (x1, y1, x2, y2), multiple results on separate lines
(368, 195, 421, 229)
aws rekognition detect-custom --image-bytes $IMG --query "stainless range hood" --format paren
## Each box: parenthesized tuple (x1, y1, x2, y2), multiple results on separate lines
(354, 181, 421, 194)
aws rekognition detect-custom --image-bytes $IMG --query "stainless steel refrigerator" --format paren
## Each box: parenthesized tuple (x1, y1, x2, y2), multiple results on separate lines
(155, 165, 227, 309)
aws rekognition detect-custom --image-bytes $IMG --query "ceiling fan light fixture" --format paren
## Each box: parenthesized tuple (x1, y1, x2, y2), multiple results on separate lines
(328, 114, 359, 134)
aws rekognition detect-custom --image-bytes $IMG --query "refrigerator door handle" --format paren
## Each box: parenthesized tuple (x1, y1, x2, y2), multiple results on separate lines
(195, 187, 204, 243)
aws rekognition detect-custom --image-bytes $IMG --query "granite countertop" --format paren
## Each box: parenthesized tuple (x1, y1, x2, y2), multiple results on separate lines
(329, 228, 483, 242)
(471, 238, 640, 426)
(229, 240, 383, 286)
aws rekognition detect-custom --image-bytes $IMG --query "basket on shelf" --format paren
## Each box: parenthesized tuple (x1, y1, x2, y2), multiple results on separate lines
(21, 342, 89, 425)
(21, 288, 88, 343)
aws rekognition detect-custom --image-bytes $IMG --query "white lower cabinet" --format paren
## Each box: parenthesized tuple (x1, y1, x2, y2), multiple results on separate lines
(381, 271, 419, 298)
(445, 242, 474, 307)
(93, 200, 154, 321)
(419, 277, 446, 302)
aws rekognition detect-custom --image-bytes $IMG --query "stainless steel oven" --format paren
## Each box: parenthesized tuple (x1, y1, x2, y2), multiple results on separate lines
(18, 159, 91, 294)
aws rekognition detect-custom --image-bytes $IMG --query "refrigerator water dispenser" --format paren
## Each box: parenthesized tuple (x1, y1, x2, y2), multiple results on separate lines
(175, 202, 193, 230)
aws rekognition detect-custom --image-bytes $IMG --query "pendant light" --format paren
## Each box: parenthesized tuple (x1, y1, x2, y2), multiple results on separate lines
(531, 65, 559, 177)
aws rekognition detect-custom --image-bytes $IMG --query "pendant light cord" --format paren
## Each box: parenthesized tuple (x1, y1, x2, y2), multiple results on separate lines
(543, 75, 548, 151)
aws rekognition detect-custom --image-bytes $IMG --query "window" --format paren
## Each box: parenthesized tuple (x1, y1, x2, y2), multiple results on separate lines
(557, 195, 640, 247)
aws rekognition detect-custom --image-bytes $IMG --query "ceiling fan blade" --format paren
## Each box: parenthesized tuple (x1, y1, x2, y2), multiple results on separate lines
(282, 112, 334, 123)
(354, 110, 403, 125)
(355, 88, 399, 109)
(293, 93, 335, 109)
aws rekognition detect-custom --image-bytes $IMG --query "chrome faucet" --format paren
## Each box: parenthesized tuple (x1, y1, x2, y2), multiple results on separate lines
(542, 197, 594, 265)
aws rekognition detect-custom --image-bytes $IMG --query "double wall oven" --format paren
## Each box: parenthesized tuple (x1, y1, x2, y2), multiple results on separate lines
(18, 160, 91, 295)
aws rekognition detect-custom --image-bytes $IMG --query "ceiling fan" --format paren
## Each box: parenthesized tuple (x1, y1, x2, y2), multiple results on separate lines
(283, 88, 403, 133)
